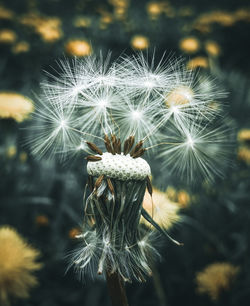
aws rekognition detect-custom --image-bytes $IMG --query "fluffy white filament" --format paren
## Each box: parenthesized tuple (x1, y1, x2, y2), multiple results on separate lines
(30, 52, 231, 181)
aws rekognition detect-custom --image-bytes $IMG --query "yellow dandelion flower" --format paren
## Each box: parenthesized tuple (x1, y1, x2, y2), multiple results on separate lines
(98, 8, 113, 29)
(73, 16, 92, 28)
(187, 56, 209, 69)
(196, 262, 239, 301)
(0, 5, 14, 20)
(19, 151, 28, 163)
(192, 11, 235, 33)
(0, 226, 42, 306)
(0, 29, 17, 44)
(205, 40, 221, 57)
(109, 0, 129, 20)
(166, 186, 177, 201)
(165, 85, 194, 107)
(131, 35, 150, 50)
(166, 186, 191, 208)
(6, 145, 17, 159)
(141, 188, 180, 230)
(179, 37, 200, 54)
(12, 41, 30, 54)
(0, 92, 34, 122)
(177, 190, 190, 208)
(238, 146, 250, 165)
(146, 2, 164, 20)
(234, 8, 250, 22)
(65, 39, 92, 57)
(19, 13, 62, 43)
(237, 129, 250, 143)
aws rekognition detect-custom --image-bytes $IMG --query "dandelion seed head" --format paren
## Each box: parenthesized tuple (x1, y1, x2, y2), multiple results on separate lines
(31, 52, 232, 281)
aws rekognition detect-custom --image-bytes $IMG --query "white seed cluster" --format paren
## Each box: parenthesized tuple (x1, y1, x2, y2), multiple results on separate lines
(87, 152, 151, 181)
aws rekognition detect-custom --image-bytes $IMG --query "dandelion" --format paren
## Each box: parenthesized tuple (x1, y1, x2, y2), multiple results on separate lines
(130, 35, 150, 50)
(187, 56, 209, 69)
(0, 226, 42, 306)
(65, 39, 92, 57)
(196, 262, 239, 301)
(12, 41, 30, 54)
(30, 52, 232, 304)
(237, 128, 250, 143)
(0, 29, 16, 44)
(238, 146, 250, 165)
(205, 40, 221, 57)
(142, 188, 180, 229)
(179, 37, 200, 54)
(0, 92, 34, 122)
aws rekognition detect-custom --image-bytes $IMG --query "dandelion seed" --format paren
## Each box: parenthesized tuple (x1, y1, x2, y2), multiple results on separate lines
(159, 118, 234, 182)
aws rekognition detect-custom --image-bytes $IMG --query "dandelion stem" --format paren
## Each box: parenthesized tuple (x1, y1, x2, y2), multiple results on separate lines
(106, 270, 129, 306)
(151, 261, 168, 306)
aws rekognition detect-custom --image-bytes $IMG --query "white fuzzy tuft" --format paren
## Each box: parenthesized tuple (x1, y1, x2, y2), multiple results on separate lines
(30, 51, 230, 181)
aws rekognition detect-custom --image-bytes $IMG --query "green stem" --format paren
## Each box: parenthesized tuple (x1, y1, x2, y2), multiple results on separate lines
(106, 270, 129, 306)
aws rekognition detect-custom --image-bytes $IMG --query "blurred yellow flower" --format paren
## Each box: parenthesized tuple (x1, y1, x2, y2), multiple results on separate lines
(234, 8, 250, 22)
(0, 5, 14, 20)
(73, 16, 92, 28)
(146, 2, 164, 20)
(237, 129, 250, 143)
(142, 188, 180, 230)
(19, 151, 28, 163)
(187, 56, 209, 69)
(6, 146, 17, 159)
(196, 262, 239, 301)
(177, 190, 190, 208)
(109, 0, 129, 20)
(65, 39, 92, 57)
(0, 227, 42, 306)
(238, 146, 250, 165)
(192, 11, 235, 32)
(131, 35, 149, 50)
(0, 92, 34, 122)
(166, 186, 191, 208)
(20, 13, 62, 43)
(205, 40, 221, 56)
(179, 37, 200, 54)
(12, 41, 30, 54)
(0, 29, 17, 44)
(165, 85, 194, 107)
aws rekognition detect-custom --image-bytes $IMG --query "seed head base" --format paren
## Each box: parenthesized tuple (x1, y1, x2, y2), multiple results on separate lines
(87, 152, 151, 181)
